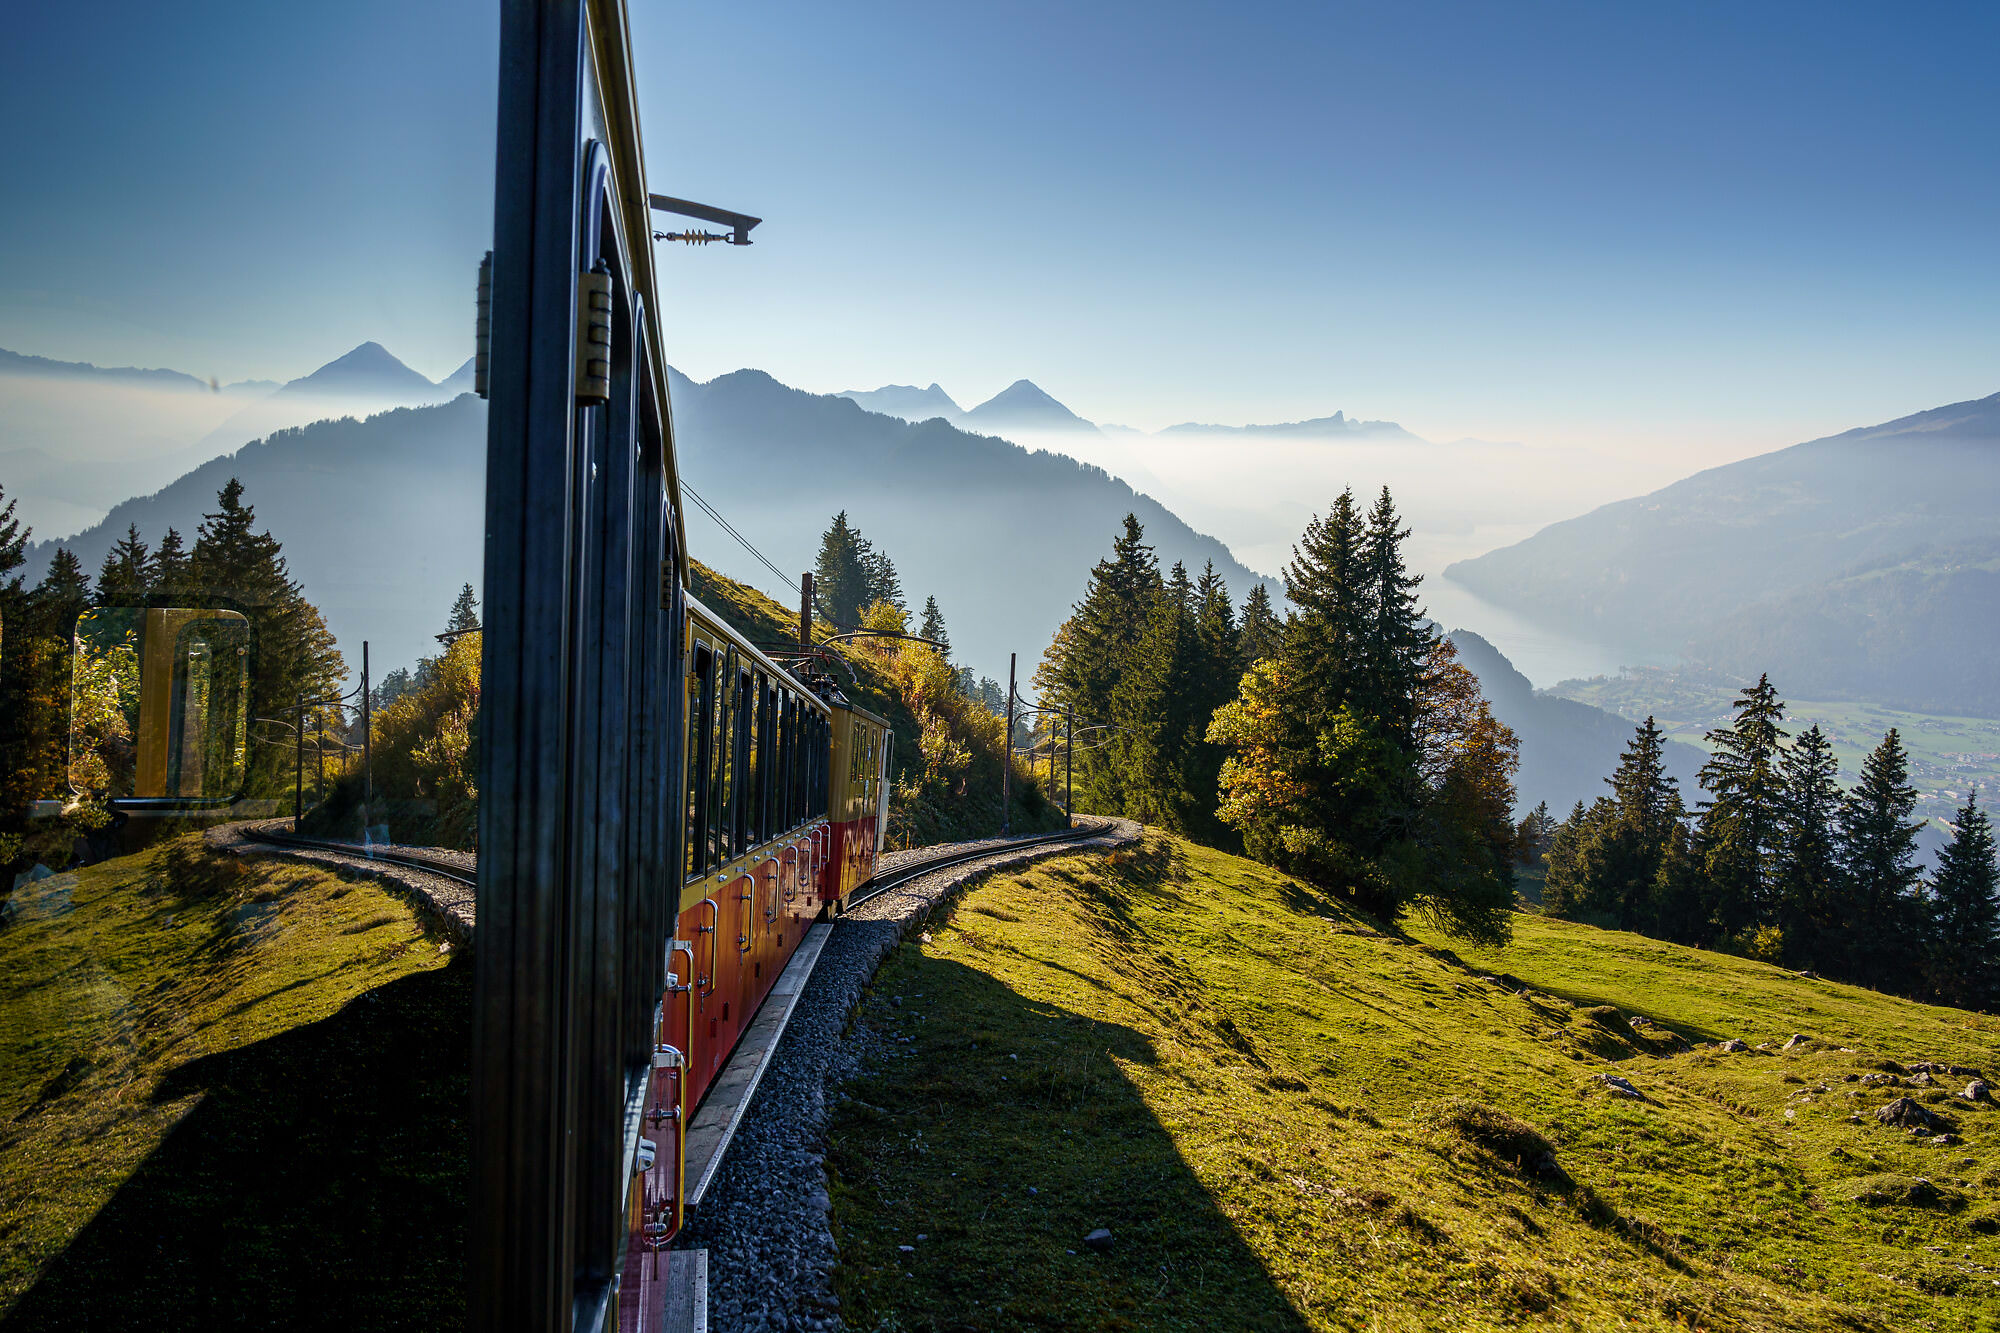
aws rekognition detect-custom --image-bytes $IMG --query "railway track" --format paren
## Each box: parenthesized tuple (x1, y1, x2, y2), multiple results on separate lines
(239, 823, 478, 888)
(846, 818, 1113, 910)
(241, 818, 1108, 909)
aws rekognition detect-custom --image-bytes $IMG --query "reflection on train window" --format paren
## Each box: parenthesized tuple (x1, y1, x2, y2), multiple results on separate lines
(685, 642, 714, 880)
(70, 607, 251, 803)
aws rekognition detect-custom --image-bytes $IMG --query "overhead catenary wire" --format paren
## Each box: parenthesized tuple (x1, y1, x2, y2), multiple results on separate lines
(682, 482, 795, 590)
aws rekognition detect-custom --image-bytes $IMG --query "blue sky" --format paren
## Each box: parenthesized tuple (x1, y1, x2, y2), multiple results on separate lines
(3, 1, 1996, 453)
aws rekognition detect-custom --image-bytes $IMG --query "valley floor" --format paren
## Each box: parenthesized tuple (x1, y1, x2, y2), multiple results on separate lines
(828, 833, 2000, 1331)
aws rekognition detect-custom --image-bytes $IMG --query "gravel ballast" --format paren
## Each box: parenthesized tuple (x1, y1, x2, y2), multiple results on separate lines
(677, 818, 1140, 1332)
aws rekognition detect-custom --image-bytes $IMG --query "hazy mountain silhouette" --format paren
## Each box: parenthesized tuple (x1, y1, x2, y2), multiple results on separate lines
(0, 342, 471, 540)
(1158, 411, 1420, 442)
(21, 364, 1276, 686)
(837, 382, 964, 423)
(1447, 390, 2000, 714)
(961, 379, 1099, 435)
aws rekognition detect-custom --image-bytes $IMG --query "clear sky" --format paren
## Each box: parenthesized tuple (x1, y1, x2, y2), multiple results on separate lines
(4, 1, 1996, 458)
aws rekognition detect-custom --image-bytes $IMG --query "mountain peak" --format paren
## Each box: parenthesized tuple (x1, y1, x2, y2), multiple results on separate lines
(836, 382, 965, 423)
(283, 342, 437, 397)
(962, 379, 1096, 432)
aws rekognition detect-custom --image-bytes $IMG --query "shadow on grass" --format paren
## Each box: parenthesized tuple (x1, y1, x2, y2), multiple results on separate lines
(829, 955, 1310, 1333)
(1, 957, 470, 1333)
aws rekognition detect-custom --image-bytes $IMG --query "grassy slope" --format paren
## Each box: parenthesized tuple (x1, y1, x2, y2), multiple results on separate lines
(0, 838, 466, 1329)
(830, 834, 2000, 1332)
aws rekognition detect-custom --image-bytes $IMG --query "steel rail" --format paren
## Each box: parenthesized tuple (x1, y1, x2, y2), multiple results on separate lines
(846, 818, 1111, 911)
(241, 824, 478, 888)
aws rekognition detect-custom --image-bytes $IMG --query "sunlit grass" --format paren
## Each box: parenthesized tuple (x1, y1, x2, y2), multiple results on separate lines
(830, 833, 2000, 1331)
(0, 836, 460, 1323)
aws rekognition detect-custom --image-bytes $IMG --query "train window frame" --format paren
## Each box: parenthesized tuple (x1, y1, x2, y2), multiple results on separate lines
(686, 640, 715, 881)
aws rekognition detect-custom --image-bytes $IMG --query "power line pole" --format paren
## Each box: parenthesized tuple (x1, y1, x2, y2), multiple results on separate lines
(1065, 704, 1073, 828)
(800, 571, 814, 655)
(294, 699, 304, 831)
(1002, 652, 1016, 836)
(362, 641, 372, 845)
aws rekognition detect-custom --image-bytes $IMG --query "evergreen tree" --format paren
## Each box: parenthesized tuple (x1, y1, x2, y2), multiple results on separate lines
(149, 527, 189, 596)
(1587, 717, 1685, 929)
(1648, 819, 1711, 945)
(1040, 515, 1162, 813)
(1696, 675, 1788, 939)
(188, 479, 345, 794)
(34, 547, 91, 628)
(0, 485, 24, 593)
(1838, 728, 1924, 991)
(9, 550, 94, 807)
(1356, 487, 1434, 746)
(1775, 725, 1845, 968)
(1928, 791, 2000, 1011)
(1279, 489, 1367, 720)
(95, 525, 151, 604)
(1113, 562, 1208, 833)
(812, 511, 874, 629)
(1237, 582, 1284, 670)
(447, 582, 481, 634)
(865, 547, 905, 612)
(0, 487, 37, 831)
(918, 596, 950, 659)
(1540, 800, 1594, 918)
(1514, 800, 1557, 869)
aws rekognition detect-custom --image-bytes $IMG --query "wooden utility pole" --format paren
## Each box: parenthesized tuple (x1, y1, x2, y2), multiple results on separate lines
(1065, 704, 1073, 828)
(294, 700, 304, 831)
(800, 572, 814, 655)
(1002, 652, 1016, 835)
(361, 641, 373, 844)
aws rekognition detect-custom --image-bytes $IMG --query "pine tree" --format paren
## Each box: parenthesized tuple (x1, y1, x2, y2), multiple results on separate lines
(1237, 582, 1284, 669)
(918, 596, 950, 659)
(1114, 563, 1207, 833)
(1696, 675, 1788, 939)
(1514, 800, 1556, 869)
(1279, 489, 1367, 721)
(1357, 487, 1434, 746)
(865, 547, 905, 612)
(1649, 819, 1711, 945)
(96, 525, 151, 604)
(0, 486, 28, 594)
(447, 583, 481, 633)
(1928, 791, 2000, 1011)
(812, 511, 874, 629)
(148, 527, 189, 597)
(1041, 515, 1162, 813)
(1584, 717, 1684, 928)
(8, 550, 94, 806)
(1838, 728, 1924, 991)
(1775, 725, 1844, 968)
(1541, 800, 1598, 918)
(188, 479, 345, 795)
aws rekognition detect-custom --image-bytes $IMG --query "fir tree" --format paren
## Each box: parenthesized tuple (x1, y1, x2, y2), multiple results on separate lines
(865, 547, 905, 612)
(1279, 489, 1367, 720)
(1696, 674, 1788, 938)
(1237, 582, 1284, 669)
(1928, 791, 2000, 1011)
(1540, 801, 1597, 918)
(96, 525, 151, 604)
(1838, 728, 1924, 990)
(1114, 562, 1207, 832)
(1357, 487, 1434, 746)
(188, 479, 345, 794)
(1041, 515, 1162, 813)
(812, 511, 874, 629)
(918, 596, 950, 658)
(1581, 717, 1684, 929)
(1514, 800, 1557, 869)
(1775, 725, 1845, 968)
(149, 527, 188, 596)
(447, 582, 481, 633)
(0, 485, 28, 593)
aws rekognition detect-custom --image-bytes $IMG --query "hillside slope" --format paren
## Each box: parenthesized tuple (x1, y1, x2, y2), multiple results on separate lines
(1445, 391, 2000, 712)
(832, 833, 2000, 1331)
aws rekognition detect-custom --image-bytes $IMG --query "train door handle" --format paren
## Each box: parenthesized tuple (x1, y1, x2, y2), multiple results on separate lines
(696, 898, 718, 994)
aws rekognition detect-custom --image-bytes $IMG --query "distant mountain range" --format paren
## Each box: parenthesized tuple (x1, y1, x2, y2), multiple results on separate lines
(836, 379, 1424, 444)
(0, 342, 472, 540)
(1446, 390, 2000, 716)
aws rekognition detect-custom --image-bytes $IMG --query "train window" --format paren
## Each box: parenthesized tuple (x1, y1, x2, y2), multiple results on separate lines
(710, 649, 733, 866)
(736, 664, 756, 852)
(686, 642, 715, 880)
(780, 692, 797, 830)
(70, 607, 252, 804)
